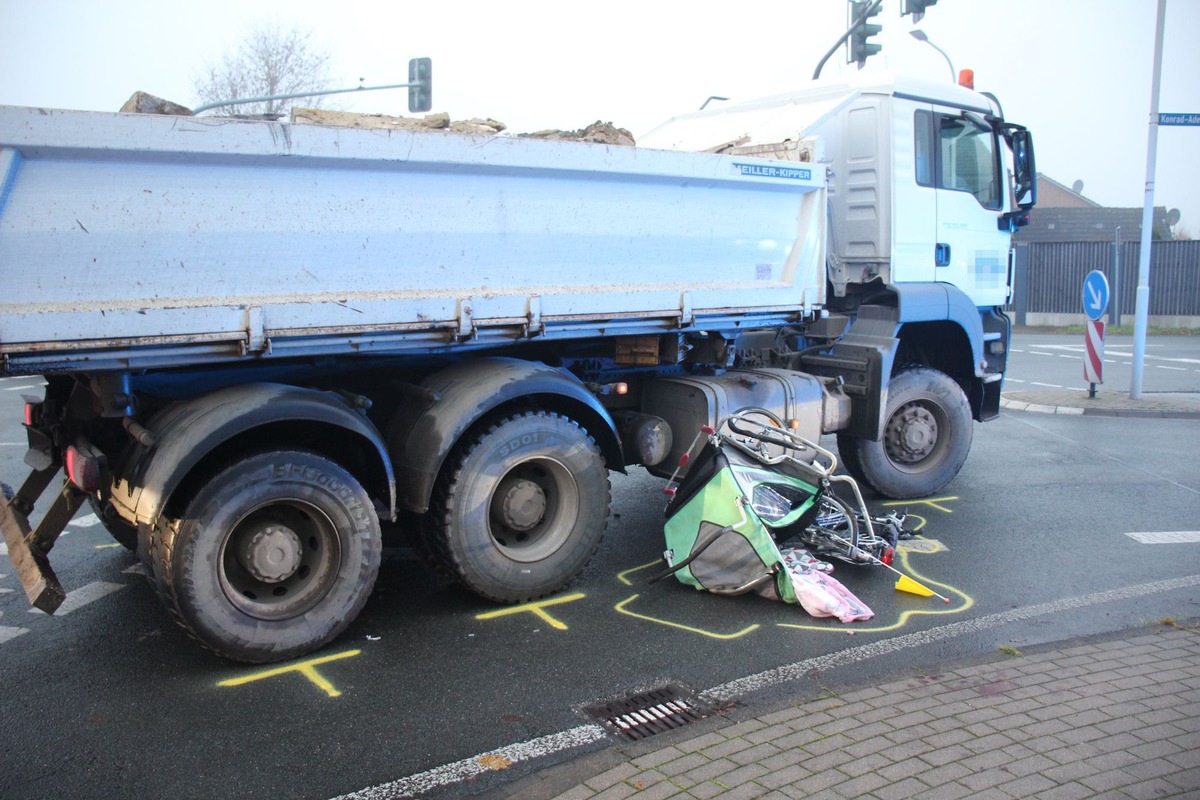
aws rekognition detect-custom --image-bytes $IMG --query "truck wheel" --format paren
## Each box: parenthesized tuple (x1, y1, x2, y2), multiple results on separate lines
(88, 496, 138, 551)
(837, 368, 972, 499)
(152, 451, 381, 663)
(426, 411, 609, 603)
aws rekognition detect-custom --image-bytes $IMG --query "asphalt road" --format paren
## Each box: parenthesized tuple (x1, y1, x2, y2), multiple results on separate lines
(1, 333, 1198, 800)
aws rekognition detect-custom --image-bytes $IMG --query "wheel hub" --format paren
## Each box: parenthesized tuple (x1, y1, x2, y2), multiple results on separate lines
(499, 479, 547, 531)
(241, 525, 303, 583)
(885, 404, 938, 464)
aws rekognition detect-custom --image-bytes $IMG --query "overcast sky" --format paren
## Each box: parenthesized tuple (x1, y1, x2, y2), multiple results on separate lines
(2, 0, 1198, 232)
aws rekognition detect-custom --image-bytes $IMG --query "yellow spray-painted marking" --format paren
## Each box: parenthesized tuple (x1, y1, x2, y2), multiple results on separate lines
(218, 649, 361, 697)
(882, 496, 958, 514)
(617, 559, 663, 587)
(94, 543, 123, 550)
(614, 594, 760, 640)
(776, 538, 973, 634)
(474, 593, 585, 631)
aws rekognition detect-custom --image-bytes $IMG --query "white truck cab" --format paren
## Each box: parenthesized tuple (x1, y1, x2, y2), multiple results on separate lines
(640, 72, 1036, 309)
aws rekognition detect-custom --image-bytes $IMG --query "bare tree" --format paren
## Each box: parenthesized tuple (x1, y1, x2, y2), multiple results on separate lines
(194, 22, 332, 116)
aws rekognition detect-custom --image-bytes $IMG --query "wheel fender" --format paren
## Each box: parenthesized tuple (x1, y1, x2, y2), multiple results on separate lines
(111, 383, 395, 527)
(387, 358, 621, 515)
(892, 283, 987, 377)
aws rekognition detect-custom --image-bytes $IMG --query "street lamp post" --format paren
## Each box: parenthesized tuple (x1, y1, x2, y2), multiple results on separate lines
(910, 30, 956, 82)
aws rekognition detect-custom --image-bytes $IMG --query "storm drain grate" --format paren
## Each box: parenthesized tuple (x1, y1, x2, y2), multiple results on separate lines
(585, 684, 710, 741)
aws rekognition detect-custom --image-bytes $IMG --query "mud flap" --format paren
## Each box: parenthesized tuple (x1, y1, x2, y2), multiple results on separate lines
(1, 469, 84, 614)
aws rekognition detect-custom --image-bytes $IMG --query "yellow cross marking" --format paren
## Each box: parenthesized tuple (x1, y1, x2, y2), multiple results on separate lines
(218, 649, 361, 697)
(883, 496, 958, 514)
(474, 593, 585, 631)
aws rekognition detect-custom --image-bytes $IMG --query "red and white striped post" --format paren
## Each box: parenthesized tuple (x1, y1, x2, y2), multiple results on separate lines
(1084, 319, 1105, 398)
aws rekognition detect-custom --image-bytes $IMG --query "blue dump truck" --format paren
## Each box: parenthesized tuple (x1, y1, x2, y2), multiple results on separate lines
(0, 72, 1034, 662)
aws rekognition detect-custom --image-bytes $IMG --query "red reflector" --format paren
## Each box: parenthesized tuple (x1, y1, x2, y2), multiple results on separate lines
(66, 446, 101, 492)
(700, 425, 715, 435)
(678, 453, 690, 468)
(662, 487, 677, 496)
(24, 403, 36, 426)
(881, 547, 895, 566)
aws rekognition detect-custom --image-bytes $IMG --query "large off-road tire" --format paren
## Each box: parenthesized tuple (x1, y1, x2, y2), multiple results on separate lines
(425, 411, 609, 603)
(151, 451, 381, 663)
(836, 367, 972, 499)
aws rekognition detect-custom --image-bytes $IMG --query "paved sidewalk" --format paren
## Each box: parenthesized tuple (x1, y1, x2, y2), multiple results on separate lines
(1001, 389, 1200, 419)
(524, 623, 1200, 800)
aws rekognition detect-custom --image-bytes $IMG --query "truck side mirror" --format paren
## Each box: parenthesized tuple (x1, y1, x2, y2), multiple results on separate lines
(408, 57, 432, 114)
(1010, 129, 1036, 210)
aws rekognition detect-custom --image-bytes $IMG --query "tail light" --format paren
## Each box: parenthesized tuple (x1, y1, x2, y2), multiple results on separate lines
(24, 401, 39, 427)
(65, 444, 103, 492)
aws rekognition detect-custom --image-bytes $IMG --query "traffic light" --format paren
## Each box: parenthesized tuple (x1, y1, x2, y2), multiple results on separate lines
(408, 57, 432, 113)
(846, 1, 882, 67)
(902, 0, 938, 22)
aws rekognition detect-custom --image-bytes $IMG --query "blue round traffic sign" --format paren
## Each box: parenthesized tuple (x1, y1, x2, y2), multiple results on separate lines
(1082, 270, 1110, 322)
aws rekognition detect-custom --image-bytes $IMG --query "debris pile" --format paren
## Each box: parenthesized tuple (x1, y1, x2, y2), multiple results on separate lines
(290, 107, 506, 135)
(119, 92, 193, 116)
(519, 120, 636, 147)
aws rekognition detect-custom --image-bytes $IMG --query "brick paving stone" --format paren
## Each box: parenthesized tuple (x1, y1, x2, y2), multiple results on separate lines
(830, 770, 889, 797)
(682, 780, 725, 800)
(910, 780, 974, 800)
(699, 736, 757, 761)
(1078, 766, 1140, 793)
(678, 758, 740, 786)
(551, 786, 597, 800)
(771, 726, 827, 750)
(919, 743, 972, 768)
(743, 722, 796, 745)
(591, 782, 637, 800)
(1122, 777, 1195, 800)
(786, 763, 846, 796)
(585, 763, 642, 792)
(719, 719, 768, 738)
(753, 762, 813, 790)
(801, 746, 855, 774)
(758, 751, 802, 772)
(837, 751, 892, 778)
(632, 747, 686, 770)
(656, 753, 710, 778)
(1000, 772, 1058, 797)
(727, 742, 783, 766)
(620, 778, 683, 800)
(1165, 767, 1200, 795)
(1033, 782, 1097, 800)
(674, 732, 727, 754)
(871, 775, 932, 800)
(958, 766, 1011, 792)
(803, 733, 855, 757)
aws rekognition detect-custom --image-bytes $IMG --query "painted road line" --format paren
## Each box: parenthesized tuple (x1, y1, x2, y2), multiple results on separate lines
(68, 513, 102, 528)
(1156, 366, 1186, 371)
(1126, 531, 1200, 544)
(334, 574, 1200, 800)
(0, 626, 29, 645)
(329, 725, 608, 800)
(2, 383, 44, 392)
(1030, 382, 1064, 388)
(28, 581, 123, 616)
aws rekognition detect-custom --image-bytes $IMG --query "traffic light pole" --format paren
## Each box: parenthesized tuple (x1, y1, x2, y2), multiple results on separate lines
(812, 0, 884, 79)
(1131, 0, 1166, 400)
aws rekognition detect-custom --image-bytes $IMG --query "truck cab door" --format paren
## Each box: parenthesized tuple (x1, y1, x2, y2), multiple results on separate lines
(925, 110, 1010, 307)
(891, 100, 938, 286)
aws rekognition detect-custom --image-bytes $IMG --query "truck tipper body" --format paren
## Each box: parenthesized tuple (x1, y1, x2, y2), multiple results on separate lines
(0, 72, 1035, 662)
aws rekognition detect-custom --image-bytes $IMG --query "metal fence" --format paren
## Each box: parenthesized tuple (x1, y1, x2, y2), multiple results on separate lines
(1012, 240, 1200, 325)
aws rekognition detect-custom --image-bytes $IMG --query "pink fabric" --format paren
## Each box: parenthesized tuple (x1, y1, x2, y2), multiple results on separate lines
(786, 563, 873, 623)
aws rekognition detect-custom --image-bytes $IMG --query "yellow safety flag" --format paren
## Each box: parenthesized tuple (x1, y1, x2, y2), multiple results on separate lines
(895, 573, 936, 597)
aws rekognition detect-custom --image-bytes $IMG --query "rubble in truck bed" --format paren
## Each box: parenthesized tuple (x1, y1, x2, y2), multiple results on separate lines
(118, 91, 635, 144)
